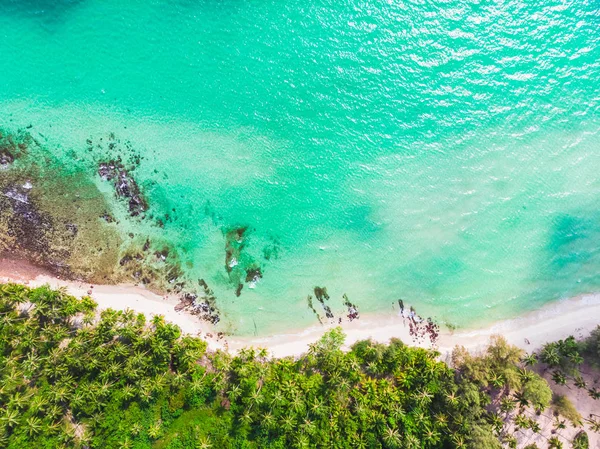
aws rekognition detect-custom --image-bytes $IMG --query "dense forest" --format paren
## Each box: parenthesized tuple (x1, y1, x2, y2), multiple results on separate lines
(0, 284, 598, 448)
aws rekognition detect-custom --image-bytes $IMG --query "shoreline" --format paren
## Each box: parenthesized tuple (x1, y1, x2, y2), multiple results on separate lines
(1, 257, 599, 358)
(230, 293, 600, 358)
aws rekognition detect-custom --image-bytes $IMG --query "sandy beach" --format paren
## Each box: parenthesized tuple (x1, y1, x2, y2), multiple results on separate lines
(231, 294, 600, 359)
(1, 257, 599, 358)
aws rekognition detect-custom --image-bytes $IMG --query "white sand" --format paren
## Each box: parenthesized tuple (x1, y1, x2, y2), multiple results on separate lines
(0, 258, 228, 350)
(229, 293, 600, 358)
(1, 257, 599, 357)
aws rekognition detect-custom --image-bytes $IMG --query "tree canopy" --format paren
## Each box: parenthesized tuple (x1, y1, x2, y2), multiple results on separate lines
(0, 283, 593, 449)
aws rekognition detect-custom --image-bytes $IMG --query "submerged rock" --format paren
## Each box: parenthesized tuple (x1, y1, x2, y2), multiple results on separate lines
(98, 159, 148, 217)
(313, 286, 333, 319)
(224, 226, 248, 273)
(223, 226, 267, 296)
(0, 129, 30, 168)
(175, 279, 221, 325)
(306, 288, 360, 324)
(343, 294, 359, 321)
(0, 150, 14, 167)
(314, 286, 330, 303)
(245, 266, 262, 283)
(307, 294, 323, 324)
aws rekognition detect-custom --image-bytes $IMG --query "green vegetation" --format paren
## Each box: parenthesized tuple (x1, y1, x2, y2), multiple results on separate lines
(0, 283, 596, 448)
(539, 329, 600, 404)
(451, 336, 553, 413)
(0, 283, 481, 448)
(579, 326, 600, 367)
(540, 336, 583, 376)
(552, 395, 582, 427)
(572, 430, 589, 449)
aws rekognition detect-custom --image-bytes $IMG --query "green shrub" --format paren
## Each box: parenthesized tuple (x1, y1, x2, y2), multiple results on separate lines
(572, 430, 589, 449)
(552, 394, 582, 426)
(522, 374, 553, 410)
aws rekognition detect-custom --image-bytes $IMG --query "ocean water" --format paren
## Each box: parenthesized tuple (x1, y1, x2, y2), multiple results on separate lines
(1, 0, 599, 335)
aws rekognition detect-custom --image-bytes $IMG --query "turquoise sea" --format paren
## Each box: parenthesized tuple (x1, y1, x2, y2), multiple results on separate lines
(1, 0, 599, 335)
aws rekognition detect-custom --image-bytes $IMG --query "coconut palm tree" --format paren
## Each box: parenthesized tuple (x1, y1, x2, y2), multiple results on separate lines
(522, 353, 538, 366)
(588, 387, 600, 400)
(196, 436, 212, 449)
(25, 416, 42, 437)
(404, 434, 421, 449)
(552, 370, 567, 386)
(573, 375, 587, 389)
(382, 427, 401, 448)
(541, 345, 560, 367)
(1, 408, 19, 428)
(282, 415, 295, 432)
(148, 421, 162, 439)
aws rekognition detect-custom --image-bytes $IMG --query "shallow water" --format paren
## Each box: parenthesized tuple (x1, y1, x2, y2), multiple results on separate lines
(1, 0, 599, 335)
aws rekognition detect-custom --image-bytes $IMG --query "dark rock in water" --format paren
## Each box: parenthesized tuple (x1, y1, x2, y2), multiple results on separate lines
(402, 304, 440, 346)
(307, 287, 336, 323)
(97, 159, 147, 216)
(97, 162, 112, 180)
(175, 280, 221, 325)
(0, 150, 14, 167)
(224, 226, 248, 273)
(166, 264, 184, 284)
(100, 212, 115, 223)
(155, 248, 168, 261)
(314, 286, 330, 303)
(65, 223, 78, 236)
(262, 237, 280, 261)
(245, 266, 262, 283)
(230, 226, 247, 241)
(4, 187, 48, 247)
(235, 283, 243, 297)
(343, 294, 359, 321)
(307, 288, 359, 324)
(225, 248, 234, 273)
(223, 225, 267, 296)
(307, 295, 323, 324)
